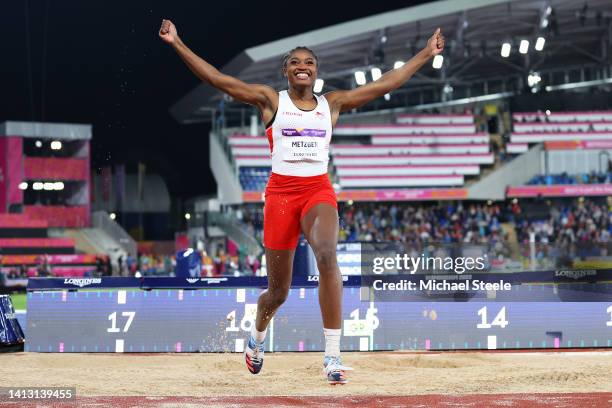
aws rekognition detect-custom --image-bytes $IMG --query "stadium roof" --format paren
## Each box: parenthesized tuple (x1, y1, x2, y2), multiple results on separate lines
(171, 0, 612, 123)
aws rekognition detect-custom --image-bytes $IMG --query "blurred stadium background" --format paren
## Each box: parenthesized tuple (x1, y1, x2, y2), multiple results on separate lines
(2, 1, 612, 405)
(2, 0, 612, 307)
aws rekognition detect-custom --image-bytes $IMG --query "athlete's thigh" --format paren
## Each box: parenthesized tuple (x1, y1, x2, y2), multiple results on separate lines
(300, 203, 339, 248)
(263, 192, 302, 250)
(264, 248, 295, 291)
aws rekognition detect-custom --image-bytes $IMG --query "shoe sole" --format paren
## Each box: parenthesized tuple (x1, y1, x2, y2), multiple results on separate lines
(245, 352, 263, 375)
(323, 368, 348, 384)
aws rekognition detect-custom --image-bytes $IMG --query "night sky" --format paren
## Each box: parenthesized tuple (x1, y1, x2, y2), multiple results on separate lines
(2, 0, 430, 199)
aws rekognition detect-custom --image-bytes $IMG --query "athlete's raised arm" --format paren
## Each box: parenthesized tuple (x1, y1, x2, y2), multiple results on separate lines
(159, 19, 277, 117)
(325, 28, 445, 114)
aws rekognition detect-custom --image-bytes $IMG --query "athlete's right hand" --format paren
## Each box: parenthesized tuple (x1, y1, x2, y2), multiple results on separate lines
(159, 19, 178, 44)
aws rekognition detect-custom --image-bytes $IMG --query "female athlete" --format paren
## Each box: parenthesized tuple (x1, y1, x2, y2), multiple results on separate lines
(159, 20, 444, 384)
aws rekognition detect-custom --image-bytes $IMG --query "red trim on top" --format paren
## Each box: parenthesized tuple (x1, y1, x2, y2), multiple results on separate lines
(265, 127, 273, 154)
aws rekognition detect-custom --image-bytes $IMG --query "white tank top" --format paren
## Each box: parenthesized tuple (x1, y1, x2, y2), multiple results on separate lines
(265, 90, 332, 177)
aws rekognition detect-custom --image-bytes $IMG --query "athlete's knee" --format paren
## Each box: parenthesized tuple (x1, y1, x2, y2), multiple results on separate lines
(267, 286, 289, 308)
(314, 244, 338, 273)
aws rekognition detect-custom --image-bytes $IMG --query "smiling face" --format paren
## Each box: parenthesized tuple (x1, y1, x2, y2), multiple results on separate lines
(283, 48, 318, 88)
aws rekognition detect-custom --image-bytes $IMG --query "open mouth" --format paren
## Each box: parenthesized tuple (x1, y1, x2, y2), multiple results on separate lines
(295, 72, 310, 80)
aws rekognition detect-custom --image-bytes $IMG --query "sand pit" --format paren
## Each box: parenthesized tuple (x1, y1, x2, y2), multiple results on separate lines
(3, 350, 612, 397)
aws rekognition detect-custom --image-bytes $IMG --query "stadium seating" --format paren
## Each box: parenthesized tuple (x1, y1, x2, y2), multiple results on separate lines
(0, 213, 99, 278)
(334, 123, 477, 135)
(510, 110, 612, 144)
(395, 113, 475, 125)
(229, 113, 492, 190)
(513, 111, 612, 122)
(528, 172, 612, 185)
(332, 114, 490, 189)
(239, 167, 271, 192)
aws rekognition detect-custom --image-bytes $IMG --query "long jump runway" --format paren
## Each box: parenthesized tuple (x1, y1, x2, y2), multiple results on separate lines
(2, 350, 612, 407)
(2, 393, 612, 407)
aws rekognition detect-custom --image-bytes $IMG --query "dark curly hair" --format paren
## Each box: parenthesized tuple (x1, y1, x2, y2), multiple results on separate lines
(281, 46, 319, 69)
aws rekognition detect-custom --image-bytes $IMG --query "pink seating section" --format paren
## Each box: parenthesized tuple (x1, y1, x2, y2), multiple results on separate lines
(229, 113, 491, 189)
(511, 110, 612, 145)
(0, 213, 48, 228)
(2, 254, 99, 278)
(0, 214, 99, 278)
(0, 238, 74, 248)
(23, 205, 89, 228)
(23, 266, 94, 278)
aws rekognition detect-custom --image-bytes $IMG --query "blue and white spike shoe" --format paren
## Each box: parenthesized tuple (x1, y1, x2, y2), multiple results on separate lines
(323, 355, 353, 385)
(244, 336, 264, 374)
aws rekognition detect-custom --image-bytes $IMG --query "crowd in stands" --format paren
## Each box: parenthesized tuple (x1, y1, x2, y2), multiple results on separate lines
(232, 202, 509, 256)
(231, 205, 264, 244)
(123, 253, 176, 276)
(338, 202, 509, 258)
(121, 249, 262, 277)
(199, 249, 261, 277)
(528, 172, 612, 186)
(515, 198, 611, 260)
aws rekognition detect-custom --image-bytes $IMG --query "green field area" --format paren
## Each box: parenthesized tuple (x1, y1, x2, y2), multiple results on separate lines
(9, 293, 26, 311)
(7, 288, 164, 312)
(6, 288, 218, 312)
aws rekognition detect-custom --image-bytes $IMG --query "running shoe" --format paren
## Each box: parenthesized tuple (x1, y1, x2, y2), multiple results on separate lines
(244, 336, 264, 374)
(323, 355, 352, 385)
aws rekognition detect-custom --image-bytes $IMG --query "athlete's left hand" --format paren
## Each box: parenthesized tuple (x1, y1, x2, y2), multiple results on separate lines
(426, 28, 445, 57)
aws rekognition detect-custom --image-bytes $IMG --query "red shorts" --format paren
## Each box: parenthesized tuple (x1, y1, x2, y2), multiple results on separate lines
(263, 172, 337, 250)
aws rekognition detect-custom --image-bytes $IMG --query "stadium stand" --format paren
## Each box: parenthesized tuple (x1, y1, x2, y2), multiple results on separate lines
(233, 201, 507, 245)
(0, 213, 101, 278)
(239, 166, 271, 192)
(528, 172, 612, 185)
(514, 198, 611, 269)
(509, 110, 612, 145)
(230, 113, 494, 191)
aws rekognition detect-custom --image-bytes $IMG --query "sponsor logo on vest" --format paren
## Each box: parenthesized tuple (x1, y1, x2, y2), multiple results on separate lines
(63, 278, 102, 288)
(315, 111, 325, 119)
(282, 128, 326, 137)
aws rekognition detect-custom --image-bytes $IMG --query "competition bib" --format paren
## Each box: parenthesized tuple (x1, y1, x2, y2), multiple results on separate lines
(281, 128, 328, 162)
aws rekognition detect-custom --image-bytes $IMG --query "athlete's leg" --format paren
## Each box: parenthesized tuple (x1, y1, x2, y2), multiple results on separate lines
(301, 203, 350, 384)
(246, 185, 300, 375)
(245, 248, 295, 375)
(255, 248, 295, 331)
(300, 203, 341, 329)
